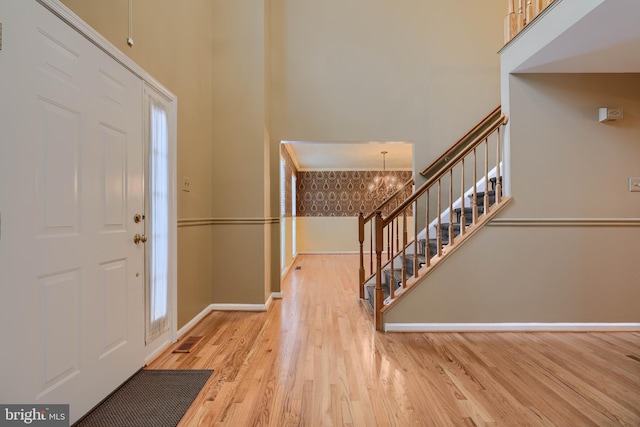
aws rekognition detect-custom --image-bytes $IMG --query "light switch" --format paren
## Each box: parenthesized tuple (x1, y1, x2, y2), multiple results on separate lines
(629, 177, 640, 192)
(182, 176, 191, 192)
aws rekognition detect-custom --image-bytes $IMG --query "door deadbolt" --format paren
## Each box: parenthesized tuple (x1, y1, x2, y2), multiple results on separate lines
(133, 233, 147, 244)
(134, 213, 145, 223)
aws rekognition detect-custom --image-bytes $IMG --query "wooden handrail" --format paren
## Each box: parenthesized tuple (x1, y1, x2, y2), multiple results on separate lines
(420, 106, 501, 178)
(384, 111, 507, 227)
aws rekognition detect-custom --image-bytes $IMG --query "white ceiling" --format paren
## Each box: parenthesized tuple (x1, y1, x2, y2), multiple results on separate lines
(283, 141, 413, 171)
(284, 0, 640, 171)
(513, 0, 640, 73)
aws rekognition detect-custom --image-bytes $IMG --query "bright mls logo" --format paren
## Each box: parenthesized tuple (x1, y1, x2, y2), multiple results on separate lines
(0, 405, 68, 427)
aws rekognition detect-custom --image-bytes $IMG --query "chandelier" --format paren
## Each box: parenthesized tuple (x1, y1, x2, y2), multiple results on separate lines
(368, 151, 402, 200)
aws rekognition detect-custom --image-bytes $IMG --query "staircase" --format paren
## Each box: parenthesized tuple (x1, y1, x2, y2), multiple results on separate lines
(364, 179, 500, 309)
(358, 106, 512, 331)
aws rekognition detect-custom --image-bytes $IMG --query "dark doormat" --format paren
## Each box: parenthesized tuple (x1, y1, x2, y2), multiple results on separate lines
(74, 369, 213, 427)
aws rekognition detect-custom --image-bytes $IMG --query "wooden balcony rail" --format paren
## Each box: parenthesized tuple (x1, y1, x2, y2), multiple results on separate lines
(363, 107, 510, 331)
(504, 0, 556, 44)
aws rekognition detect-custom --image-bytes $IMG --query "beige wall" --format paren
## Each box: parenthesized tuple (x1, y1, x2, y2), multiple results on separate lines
(385, 73, 640, 324)
(297, 217, 416, 254)
(270, 0, 504, 180)
(269, 0, 505, 237)
(211, 0, 273, 305)
(297, 217, 360, 253)
(177, 226, 213, 327)
(507, 74, 640, 218)
(385, 224, 640, 323)
(60, 0, 507, 327)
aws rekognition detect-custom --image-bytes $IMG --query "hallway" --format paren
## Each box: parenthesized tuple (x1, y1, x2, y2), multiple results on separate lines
(148, 254, 640, 426)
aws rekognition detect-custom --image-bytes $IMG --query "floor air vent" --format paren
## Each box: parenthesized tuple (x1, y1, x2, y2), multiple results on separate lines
(173, 336, 204, 353)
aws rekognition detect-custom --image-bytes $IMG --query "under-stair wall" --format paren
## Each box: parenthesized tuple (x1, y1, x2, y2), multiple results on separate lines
(383, 73, 640, 331)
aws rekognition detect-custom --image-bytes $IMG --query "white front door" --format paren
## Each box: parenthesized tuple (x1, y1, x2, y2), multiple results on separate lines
(0, 1, 145, 422)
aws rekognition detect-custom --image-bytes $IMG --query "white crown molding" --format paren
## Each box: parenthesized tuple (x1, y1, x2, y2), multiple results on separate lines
(282, 143, 301, 171)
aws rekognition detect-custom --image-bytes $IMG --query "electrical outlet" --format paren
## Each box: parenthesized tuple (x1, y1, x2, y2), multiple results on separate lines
(629, 177, 640, 192)
(182, 176, 191, 192)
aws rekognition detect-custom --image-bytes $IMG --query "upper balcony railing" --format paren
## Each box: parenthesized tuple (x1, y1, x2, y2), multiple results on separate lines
(504, 0, 557, 44)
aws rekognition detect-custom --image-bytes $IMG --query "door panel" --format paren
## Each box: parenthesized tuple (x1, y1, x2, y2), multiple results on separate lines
(0, 1, 145, 423)
(38, 270, 80, 394)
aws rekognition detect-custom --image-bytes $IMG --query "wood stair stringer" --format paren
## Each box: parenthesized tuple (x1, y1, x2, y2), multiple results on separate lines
(380, 196, 513, 316)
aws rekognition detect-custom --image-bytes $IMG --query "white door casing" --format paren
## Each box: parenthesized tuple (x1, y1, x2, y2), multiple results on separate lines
(0, 1, 172, 422)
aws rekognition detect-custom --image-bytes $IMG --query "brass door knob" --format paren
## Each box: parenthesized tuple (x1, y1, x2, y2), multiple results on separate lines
(133, 233, 148, 244)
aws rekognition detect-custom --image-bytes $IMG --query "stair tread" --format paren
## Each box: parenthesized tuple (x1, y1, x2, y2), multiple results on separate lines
(365, 273, 401, 307)
(454, 206, 485, 214)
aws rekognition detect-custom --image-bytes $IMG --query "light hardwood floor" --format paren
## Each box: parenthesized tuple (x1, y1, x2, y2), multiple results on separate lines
(148, 254, 640, 426)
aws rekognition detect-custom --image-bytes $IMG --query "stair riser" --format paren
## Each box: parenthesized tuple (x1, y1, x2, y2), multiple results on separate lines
(404, 257, 425, 276)
(454, 207, 485, 225)
(418, 241, 440, 258)
(438, 224, 461, 242)
(470, 190, 499, 208)
(365, 286, 374, 309)
(473, 196, 496, 207)
(440, 231, 460, 242)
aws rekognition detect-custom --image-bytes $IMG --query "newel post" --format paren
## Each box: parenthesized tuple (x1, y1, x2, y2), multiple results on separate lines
(374, 211, 384, 332)
(358, 212, 365, 299)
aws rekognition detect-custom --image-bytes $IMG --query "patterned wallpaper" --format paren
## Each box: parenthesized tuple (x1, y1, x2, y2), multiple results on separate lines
(296, 170, 413, 217)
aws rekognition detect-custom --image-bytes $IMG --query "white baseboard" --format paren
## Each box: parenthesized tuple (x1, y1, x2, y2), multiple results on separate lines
(281, 265, 291, 278)
(384, 322, 640, 332)
(177, 298, 278, 340)
(177, 305, 214, 338)
(281, 254, 299, 280)
(211, 303, 268, 312)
